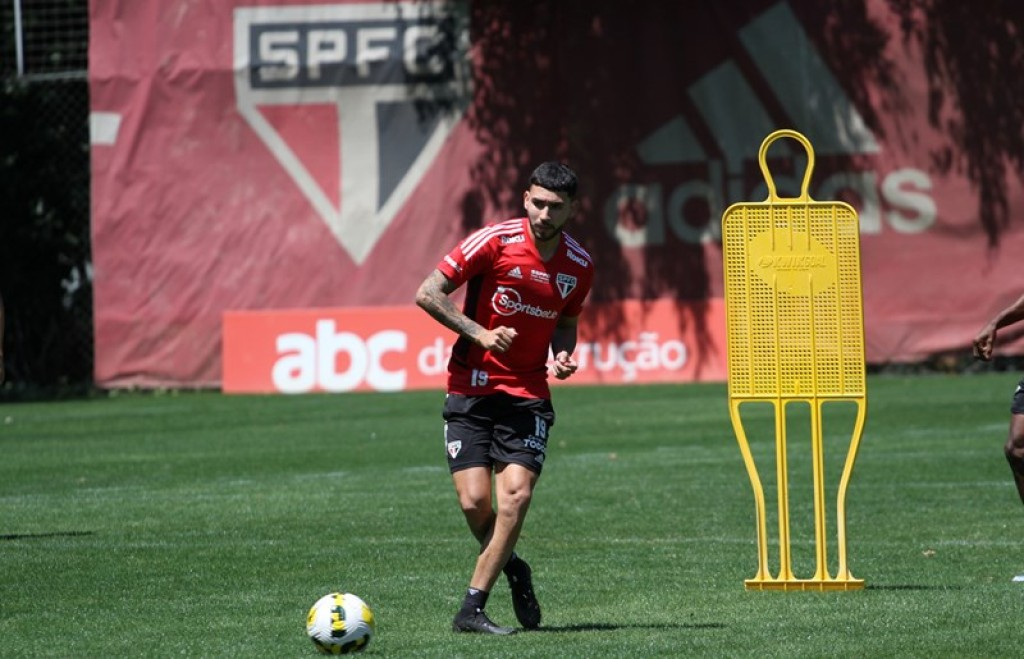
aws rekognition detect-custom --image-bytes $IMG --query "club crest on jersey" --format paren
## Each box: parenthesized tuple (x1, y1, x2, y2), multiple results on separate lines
(556, 273, 578, 298)
(233, 2, 471, 265)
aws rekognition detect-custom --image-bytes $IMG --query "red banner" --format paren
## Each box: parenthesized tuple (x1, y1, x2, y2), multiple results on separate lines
(222, 300, 727, 393)
(89, 1, 1024, 388)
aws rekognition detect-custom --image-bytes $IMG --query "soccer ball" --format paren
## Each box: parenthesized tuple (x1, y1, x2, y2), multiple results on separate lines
(306, 592, 375, 655)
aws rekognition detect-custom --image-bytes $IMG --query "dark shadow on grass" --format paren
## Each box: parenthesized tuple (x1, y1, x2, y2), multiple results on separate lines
(867, 584, 961, 591)
(532, 622, 726, 633)
(0, 531, 94, 541)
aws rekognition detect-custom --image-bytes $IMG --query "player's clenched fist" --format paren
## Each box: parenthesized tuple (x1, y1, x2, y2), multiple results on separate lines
(973, 325, 996, 361)
(479, 326, 517, 353)
(550, 351, 578, 380)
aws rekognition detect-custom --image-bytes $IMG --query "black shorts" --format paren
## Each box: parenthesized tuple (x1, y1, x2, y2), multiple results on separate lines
(442, 392, 555, 475)
(1012, 378, 1024, 415)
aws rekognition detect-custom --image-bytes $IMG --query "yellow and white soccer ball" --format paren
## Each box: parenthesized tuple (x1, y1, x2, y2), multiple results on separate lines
(306, 592, 375, 655)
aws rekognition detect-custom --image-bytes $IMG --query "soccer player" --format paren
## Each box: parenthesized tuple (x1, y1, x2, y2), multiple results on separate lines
(415, 161, 593, 634)
(972, 292, 1024, 541)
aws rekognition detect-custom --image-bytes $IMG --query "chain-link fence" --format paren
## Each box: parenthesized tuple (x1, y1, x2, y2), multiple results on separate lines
(1, 0, 92, 397)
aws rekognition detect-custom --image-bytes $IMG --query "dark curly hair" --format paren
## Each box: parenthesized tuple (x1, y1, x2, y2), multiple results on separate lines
(529, 161, 578, 199)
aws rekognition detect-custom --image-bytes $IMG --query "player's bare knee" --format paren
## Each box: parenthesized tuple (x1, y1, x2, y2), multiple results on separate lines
(458, 493, 492, 520)
(499, 486, 533, 516)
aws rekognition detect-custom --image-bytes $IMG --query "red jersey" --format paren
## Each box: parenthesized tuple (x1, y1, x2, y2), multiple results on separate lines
(436, 217, 594, 399)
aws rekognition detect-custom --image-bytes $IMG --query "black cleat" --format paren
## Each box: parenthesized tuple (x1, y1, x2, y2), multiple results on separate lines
(507, 559, 542, 629)
(452, 609, 517, 635)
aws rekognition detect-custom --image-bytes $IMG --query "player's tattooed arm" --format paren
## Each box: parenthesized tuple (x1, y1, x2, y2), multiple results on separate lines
(415, 270, 517, 353)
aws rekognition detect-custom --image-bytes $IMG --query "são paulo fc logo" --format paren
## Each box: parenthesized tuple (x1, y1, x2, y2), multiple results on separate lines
(233, 2, 471, 265)
(491, 287, 559, 319)
(556, 273, 577, 299)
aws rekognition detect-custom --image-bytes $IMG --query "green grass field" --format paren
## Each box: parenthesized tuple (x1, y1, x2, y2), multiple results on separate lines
(1, 373, 1022, 657)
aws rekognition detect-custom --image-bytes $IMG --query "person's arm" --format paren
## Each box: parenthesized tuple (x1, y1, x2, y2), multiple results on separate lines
(973, 292, 1024, 361)
(415, 269, 516, 353)
(550, 314, 579, 380)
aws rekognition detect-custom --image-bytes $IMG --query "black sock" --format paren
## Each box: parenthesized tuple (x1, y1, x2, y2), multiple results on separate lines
(460, 588, 489, 615)
(503, 552, 523, 576)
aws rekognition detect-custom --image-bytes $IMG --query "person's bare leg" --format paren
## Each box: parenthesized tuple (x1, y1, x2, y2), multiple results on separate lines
(450, 465, 528, 634)
(1005, 414, 1024, 583)
(1004, 414, 1024, 505)
(452, 466, 495, 543)
(468, 463, 537, 592)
